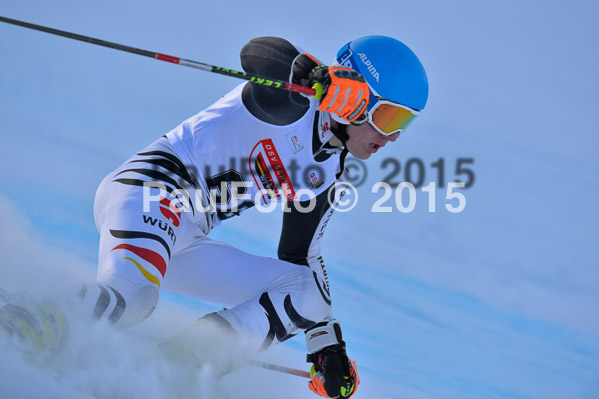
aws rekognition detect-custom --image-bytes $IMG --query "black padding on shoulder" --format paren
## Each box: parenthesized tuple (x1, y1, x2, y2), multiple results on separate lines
(240, 37, 310, 125)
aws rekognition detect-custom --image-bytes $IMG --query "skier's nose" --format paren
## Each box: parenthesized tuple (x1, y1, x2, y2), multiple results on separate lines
(383, 132, 400, 142)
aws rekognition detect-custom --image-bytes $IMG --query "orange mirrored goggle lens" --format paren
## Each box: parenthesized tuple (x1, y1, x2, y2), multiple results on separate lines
(370, 103, 419, 135)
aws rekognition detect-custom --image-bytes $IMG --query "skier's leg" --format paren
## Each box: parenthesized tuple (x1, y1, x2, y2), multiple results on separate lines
(79, 137, 206, 328)
(162, 236, 332, 352)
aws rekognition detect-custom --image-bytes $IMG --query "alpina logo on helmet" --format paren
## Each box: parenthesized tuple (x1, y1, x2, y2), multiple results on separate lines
(337, 48, 354, 69)
(357, 53, 379, 82)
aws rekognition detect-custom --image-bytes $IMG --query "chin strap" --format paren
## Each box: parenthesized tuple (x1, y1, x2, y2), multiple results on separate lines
(326, 111, 350, 147)
(331, 123, 349, 147)
(314, 112, 345, 156)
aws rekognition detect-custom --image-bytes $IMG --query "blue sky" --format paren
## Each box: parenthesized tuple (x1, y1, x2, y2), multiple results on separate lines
(1, 1, 598, 398)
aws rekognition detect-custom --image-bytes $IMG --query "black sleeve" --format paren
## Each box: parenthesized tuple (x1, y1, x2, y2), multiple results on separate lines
(278, 185, 336, 268)
(240, 37, 311, 125)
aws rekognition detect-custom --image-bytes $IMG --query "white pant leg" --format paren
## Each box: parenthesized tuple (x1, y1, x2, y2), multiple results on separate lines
(85, 138, 207, 327)
(162, 237, 333, 351)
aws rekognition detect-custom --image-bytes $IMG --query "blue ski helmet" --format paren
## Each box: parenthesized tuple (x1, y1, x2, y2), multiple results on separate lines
(336, 36, 429, 111)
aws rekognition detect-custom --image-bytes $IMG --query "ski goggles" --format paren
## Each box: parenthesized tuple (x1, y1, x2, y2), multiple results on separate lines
(353, 97, 420, 136)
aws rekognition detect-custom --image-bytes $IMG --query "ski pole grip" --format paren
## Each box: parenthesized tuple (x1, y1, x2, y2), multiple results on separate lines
(311, 82, 325, 100)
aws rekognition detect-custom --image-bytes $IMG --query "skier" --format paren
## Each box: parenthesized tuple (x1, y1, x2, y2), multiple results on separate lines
(2, 35, 428, 398)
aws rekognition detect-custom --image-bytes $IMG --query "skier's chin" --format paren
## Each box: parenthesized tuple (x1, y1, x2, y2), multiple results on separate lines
(348, 149, 371, 160)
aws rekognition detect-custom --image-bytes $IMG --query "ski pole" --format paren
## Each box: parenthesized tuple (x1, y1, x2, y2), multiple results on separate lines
(0, 16, 319, 97)
(248, 360, 311, 379)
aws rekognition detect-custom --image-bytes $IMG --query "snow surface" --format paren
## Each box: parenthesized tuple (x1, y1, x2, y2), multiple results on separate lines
(1, 0, 598, 398)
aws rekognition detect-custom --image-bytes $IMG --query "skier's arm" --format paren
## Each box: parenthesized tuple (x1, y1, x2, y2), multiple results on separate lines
(240, 37, 369, 126)
(278, 186, 335, 282)
(279, 185, 360, 398)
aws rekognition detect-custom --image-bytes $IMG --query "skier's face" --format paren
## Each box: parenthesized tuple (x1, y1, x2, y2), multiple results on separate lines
(345, 122, 400, 160)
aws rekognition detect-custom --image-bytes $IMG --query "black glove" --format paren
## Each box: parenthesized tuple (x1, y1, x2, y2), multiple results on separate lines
(306, 320, 360, 398)
(292, 53, 369, 123)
